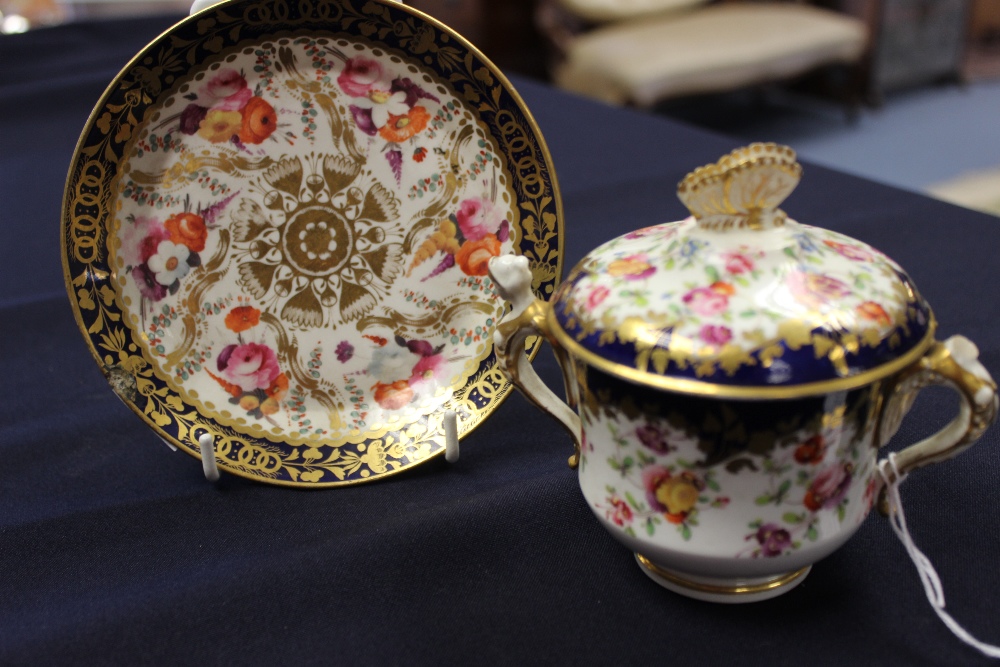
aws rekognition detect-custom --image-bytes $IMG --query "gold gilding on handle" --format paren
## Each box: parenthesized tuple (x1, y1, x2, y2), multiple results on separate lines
(877, 340, 999, 477)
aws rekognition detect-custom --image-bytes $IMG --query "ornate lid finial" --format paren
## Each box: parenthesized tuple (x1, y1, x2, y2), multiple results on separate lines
(677, 143, 802, 232)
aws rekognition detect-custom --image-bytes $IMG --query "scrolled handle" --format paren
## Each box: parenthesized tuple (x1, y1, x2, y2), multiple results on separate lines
(488, 255, 582, 468)
(877, 335, 998, 509)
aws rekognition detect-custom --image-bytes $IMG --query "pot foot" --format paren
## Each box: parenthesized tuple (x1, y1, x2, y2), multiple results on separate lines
(634, 553, 811, 604)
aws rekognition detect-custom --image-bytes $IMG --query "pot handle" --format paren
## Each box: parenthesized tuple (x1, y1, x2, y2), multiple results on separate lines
(877, 335, 998, 510)
(488, 256, 582, 468)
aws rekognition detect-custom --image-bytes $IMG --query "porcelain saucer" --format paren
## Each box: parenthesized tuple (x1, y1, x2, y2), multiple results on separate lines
(62, 0, 563, 485)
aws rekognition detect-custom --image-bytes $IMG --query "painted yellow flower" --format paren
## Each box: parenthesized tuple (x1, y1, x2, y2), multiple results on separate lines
(197, 109, 242, 143)
(655, 475, 701, 517)
(606, 254, 655, 280)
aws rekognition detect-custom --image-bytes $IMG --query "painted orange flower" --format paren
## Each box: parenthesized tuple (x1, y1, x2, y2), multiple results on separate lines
(266, 372, 289, 399)
(606, 254, 655, 280)
(378, 105, 430, 142)
(261, 372, 289, 415)
(225, 305, 261, 333)
(794, 435, 825, 464)
(197, 109, 242, 143)
(239, 394, 261, 411)
(239, 96, 277, 144)
(207, 369, 242, 398)
(856, 300, 891, 326)
(455, 235, 502, 276)
(710, 281, 736, 296)
(164, 212, 208, 252)
(373, 380, 414, 410)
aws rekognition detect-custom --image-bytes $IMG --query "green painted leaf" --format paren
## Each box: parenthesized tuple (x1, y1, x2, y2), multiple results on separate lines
(625, 492, 641, 510)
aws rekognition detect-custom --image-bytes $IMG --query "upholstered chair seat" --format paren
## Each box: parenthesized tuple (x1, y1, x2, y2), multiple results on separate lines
(552, 2, 868, 107)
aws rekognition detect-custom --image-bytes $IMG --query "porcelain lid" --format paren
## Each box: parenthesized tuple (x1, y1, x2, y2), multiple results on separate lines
(550, 144, 934, 396)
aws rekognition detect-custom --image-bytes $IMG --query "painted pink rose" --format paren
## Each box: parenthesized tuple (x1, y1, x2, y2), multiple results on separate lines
(803, 463, 853, 511)
(722, 251, 755, 274)
(699, 324, 732, 346)
(337, 56, 387, 97)
(120, 216, 169, 266)
(823, 239, 873, 262)
(641, 465, 671, 513)
(201, 68, 247, 103)
(456, 196, 504, 242)
(682, 283, 733, 317)
(217, 342, 281, 391)
(606, 496, 633, 527)
(586, 285, 610, 311)
(214, 87, 253, 111)
(624, 226, 658, 239)
(787, 270, 851, 309)
(409, 353, 446, 387)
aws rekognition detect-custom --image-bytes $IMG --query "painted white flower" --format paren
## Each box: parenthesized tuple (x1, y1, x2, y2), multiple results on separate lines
(368, 345, 419, 384)
(352, 89, 409, 129)
(147, 239, 191, 286)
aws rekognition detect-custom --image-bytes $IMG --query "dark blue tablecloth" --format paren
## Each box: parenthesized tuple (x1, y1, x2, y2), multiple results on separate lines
(2, 13, 999, 666)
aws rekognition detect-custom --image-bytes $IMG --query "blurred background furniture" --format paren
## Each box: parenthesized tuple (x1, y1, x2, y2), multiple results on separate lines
(839, 0, 971, 104)
(535, 0, 870, 108)
(965, 0, 1000, 79)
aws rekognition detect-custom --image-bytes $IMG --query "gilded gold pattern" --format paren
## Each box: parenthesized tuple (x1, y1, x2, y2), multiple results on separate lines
(549, 305, 938, 400)
(635, 553, 810, 595)
(62, 0, 564, 486)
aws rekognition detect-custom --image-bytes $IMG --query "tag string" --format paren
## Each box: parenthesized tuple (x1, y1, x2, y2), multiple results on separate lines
(878, 453, 1000, 659)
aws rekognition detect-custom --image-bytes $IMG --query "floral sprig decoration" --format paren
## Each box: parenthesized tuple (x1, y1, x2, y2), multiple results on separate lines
(120, 193, 237, 318)
(207, 304, 289, 423)
(406, 195, 510, 281)
(333, 52, 440, 182)
(357, 334, 457, 412)
(175, 68, 280, 149)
